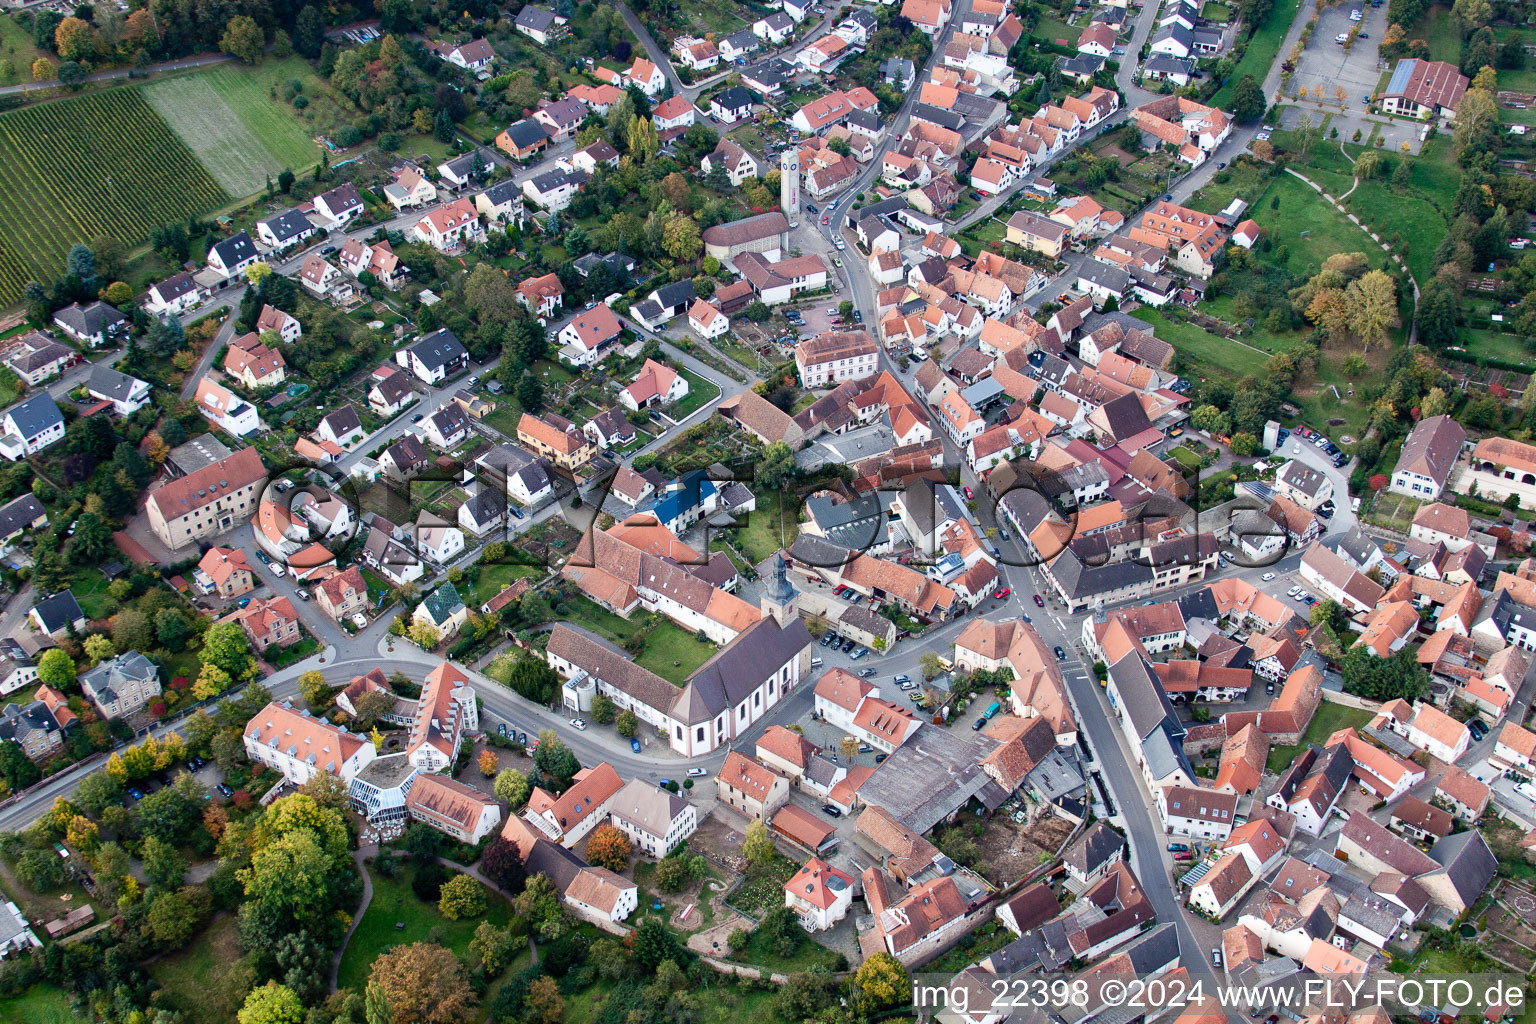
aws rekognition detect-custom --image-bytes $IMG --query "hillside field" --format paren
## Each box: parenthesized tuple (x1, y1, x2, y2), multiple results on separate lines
(141, 59, 326, 196)
(0, 87, 228, 306)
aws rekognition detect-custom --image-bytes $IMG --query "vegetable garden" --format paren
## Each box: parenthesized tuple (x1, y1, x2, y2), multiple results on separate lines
(0, 87, 229, 305)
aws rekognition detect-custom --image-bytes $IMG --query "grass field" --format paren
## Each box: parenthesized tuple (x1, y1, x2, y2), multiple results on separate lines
(733, 489, 798, 565)
(1252, 173, 1376, 279)
(1266, 701, 1372, 771)
(1210, 0, 1303, 108)
(336, 862, 518, 993)
(0, 17, 46, 80)
(635, 620, 717, 684)
(1462, 327, 1534, 367)
(671, 366, 722, 418)
(1131, 307, 1271, 379)
(0, 985, 81, 1023)
(142, 60, 324, 197)
(0, 86, 228, 306)
(151, 914, 258, 1024)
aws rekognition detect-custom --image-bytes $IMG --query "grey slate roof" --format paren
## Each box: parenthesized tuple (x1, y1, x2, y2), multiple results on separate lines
(30, 590, 83, 634)
(0, 494, 45, 538)
(502, 118, 552, 150)
(1427, 830, 1496, 910)
(3, 393, 64, 442)
(515, 4, 559, 32)
(1063, 821, 1125, 877)
(259, 209, 315, 244)
(409, 328, 467, 371)
(54, 301, 125, 337)
(80, 651, 157, 707)
(87, 366, 146, 404)
(209, 231, 256, 269)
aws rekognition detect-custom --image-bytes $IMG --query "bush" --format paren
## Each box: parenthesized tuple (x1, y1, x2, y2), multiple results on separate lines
(411, 860, 451, 902)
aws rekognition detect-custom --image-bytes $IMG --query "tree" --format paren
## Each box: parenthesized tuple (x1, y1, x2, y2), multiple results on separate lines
(534, 730, 580, 786)
(743, 820, 775, 869)
(494, 769, 530, 807)
(517, 371, 545, 413)
(480, 836, 528, 894)
(37, 648, 75, 688)
(585, 825, 631, 871)
(626, 116, 659, 163)
(1190, 404, 1231, 436)
(31, 57, 54, 83)
(240, 831, 336, 929)
(662, 215, 702, 262)
(1232, 74, 1265, 123)
(366, 943, 476, 1024)
(854, 953, 910, 1017)
(590, 692, 615, 724)
(147, 888, 205, 947)
(524, 976, 564, 1024)
(202, 621, 258, 683)
(1452, 0, 1491, 33)
(408, 621, 440, 649)
(54, 17, 94, 61)
(438, 874, 487, 920)
(1454, 87, 1499, 161)
(654, 857, 689, 892)
(1346, 269, 1399, 347)
(919, 652, 945, 680)
(351, 688, 397, 728)
(221, 15, 265, 63)
(298, 670, 330, 710)
(632, 918, 685, 971)
(141, 834, 187, 889)
(478, 749, 499, 777)
(1229, 432, 1259, 456)
(0, 739, 40, 793)
(614, 709, 638, 738)
(239, 982, 306, 1024)
(211, 730, 246, 772)
(470, 921, 517, 975)
(756, 441, 796, 490)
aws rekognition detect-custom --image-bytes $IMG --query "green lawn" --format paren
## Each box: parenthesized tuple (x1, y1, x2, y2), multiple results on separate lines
(1210, 0, 1303, 108)
(1201, 1, 1235, 21)
(0, 985, 81, 1024)
(336, 862, 517, 993)
(1409, 5, 1461, 65)
(1265, 700, 1373, 772)
(1251, 173, 1378, 279)
(0, 16, 46, 77)
(465, 562, 545, 608)
(635, 620, 717, 685)
(564, 977, 778, 1024)
(1167, 446, 1204, 471)
(140, 59, 324, 197)
(1342, 180, 1446, 284)
(671, 367, 722, 419)
(1462, 327, 1535, 368)
(726, 927, 841, 973)
(1131, 307, 1271, 379)
(151, 914, 258, 1024)
(563, 594, 646, 643)
(733, 490, 799, 565)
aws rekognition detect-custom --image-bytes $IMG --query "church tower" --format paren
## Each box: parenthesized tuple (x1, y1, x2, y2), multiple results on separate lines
(761, 552, 800, 628)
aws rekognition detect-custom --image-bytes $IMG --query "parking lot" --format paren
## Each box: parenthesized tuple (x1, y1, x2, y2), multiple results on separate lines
(783, 296, 855, 338)
(1289, 1, 1386, 110)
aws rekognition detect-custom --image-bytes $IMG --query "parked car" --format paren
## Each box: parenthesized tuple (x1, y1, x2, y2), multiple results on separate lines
(1034, 594, 1045, 607)
(860, 667, 876, 677)
(875, 753, 888, 764)
(893, 675, 910, 684)
(467, 375, 480, 387)
(570, 718, 587, 730)
(1261, 573, 1275, 582)
(996, 588, 1011, 599)
(1167, 843, 1188, 852)
(631, 738, 642, 753)
(821, 804, 843, 818)
(1469, 719, 1488, 741)
(687, 767, 708, 777)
